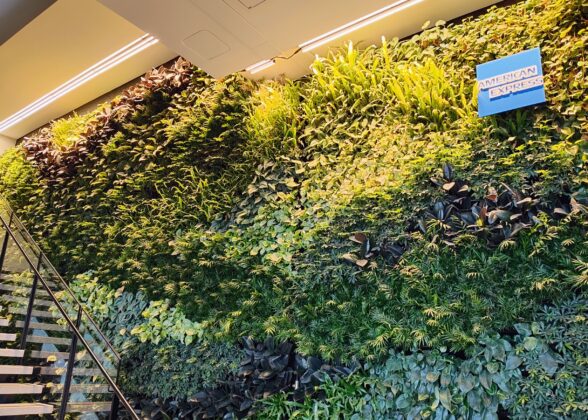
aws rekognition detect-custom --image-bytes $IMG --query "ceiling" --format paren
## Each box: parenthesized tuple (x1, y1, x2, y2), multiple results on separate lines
(0, 0, 176, 140)
(0, 0, 502, 142)
(99, 0, 500, 79)
(0, 0, 55, 46)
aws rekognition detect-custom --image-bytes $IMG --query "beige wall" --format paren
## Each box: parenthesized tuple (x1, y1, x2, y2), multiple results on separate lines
(0, 134, 16, 155)
(0, 0, 176, 139)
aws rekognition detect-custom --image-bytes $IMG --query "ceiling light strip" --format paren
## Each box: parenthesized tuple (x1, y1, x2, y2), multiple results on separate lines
(299, 0, 424, 52)
(0, 34, 158, 132)
(5, 38, 160, 127)
(0, 37, 157, 129)
(246, 59, 276, 74)
(5, 37, 159, 124)
(0, 34, 156, 129)
(0, 35, 157, 130)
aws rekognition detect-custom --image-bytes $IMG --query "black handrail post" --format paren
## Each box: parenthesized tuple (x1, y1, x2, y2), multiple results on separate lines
(109, 359, 122, 420)
(58, 305, 82, 420)
(19, 253, 42, 353)
(109, 394, 120, 419)
(0, 212, 14, 275)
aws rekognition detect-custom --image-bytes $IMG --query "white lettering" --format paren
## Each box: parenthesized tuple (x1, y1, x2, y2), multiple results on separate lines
(488, 75, 544, 99)
(479, 65, 539, 90)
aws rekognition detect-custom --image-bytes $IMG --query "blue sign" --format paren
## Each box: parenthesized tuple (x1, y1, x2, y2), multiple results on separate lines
(476, 47, 546, 117)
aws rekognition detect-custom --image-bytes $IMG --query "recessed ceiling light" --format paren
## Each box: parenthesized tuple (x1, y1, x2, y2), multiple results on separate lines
(0, 34, 159, 133)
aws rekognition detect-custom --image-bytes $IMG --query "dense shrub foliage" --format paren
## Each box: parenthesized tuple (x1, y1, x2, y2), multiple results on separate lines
(0, 148, 40, 210)
(70, 275, 238, 399)
(0, 0, 586, 417)
(259, 298, 588, 419)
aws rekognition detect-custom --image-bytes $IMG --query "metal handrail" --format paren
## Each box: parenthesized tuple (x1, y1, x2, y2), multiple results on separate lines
(0, 212, 137, 419)
(0, 197, 120, 361)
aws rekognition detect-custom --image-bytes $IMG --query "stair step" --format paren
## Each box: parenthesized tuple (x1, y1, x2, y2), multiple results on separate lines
(50, 383, 112, 394)
(0, 319, 9, 327)
(9, 307, 61, 319)
(0, 273, 32, 282)
(0, 333, 16, 342)
(0, 283, 49, 296)
(0, 383, 44, 395)
(0, 274, 56, 287)
(67, 401, 111, 413)
(30, 350, 93, 361)
(0, 365, 33, 375)
(31, 350, 70, 360)
(15, 320, 68, 332)
(1, 295, 53, 307)
(0, 402, 53, 416)
(0, 348, 25, 358)
(27, 335, 72, 346)
(39, 367, 117, 377)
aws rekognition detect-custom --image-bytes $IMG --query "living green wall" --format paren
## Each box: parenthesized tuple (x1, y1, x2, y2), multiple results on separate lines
(0, 0, 586, 417)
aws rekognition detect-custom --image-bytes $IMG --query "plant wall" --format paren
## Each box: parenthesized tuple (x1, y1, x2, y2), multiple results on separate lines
(0, 0, 586, 417)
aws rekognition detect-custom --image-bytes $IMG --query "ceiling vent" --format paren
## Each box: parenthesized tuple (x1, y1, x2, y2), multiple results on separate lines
(182, 31, 231, 60)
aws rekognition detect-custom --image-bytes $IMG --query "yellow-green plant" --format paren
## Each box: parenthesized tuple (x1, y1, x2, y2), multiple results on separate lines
(49, 111, 97, 149)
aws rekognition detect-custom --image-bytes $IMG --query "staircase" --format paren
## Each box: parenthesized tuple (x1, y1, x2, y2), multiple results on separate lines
(0, 198, 138, 419)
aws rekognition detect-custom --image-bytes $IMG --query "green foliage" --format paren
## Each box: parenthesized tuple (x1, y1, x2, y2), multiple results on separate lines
(71, 274, 239, 397)
(511, 297, 588, 417)
(172, 0, 587, 359)
(258, 375, 370, 420)
(121, 338, 240, 400)
(244, 81, 301, 161)
(260, 336, 520, 419)
(71, 274, 202, 346)
(131, 300, 203, 345)
(49, 111, 97, 149)
(0, 0, 586, 413)
(258, 297, 588, 419)
(0, 0, 585, 360)
(0, 147, 39, 210)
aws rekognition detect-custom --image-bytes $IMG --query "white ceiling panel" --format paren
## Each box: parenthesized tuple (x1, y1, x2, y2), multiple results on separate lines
(99, 0, 500, 79)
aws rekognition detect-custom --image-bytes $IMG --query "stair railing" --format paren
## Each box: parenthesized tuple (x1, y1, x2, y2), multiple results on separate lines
(0, 198, 137, 420)
(0, 198, 120, 359)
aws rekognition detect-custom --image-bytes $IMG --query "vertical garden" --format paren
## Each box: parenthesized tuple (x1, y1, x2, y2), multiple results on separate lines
(0, 0, 586, 417)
